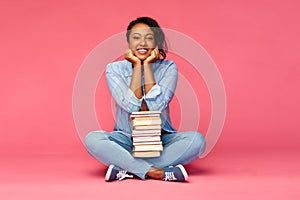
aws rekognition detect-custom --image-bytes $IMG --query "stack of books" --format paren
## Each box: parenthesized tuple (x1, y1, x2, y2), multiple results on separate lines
(130, 111, 163, 158)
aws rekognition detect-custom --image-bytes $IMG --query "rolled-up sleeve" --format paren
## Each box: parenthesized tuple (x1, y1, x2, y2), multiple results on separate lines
(106, 63, 142, 113)
(144, 61, 178, 111)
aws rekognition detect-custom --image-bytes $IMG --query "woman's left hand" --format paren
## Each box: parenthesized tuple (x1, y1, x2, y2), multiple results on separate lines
(144, 48, 160, 65)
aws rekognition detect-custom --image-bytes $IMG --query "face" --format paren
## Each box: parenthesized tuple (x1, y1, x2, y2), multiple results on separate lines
(128, 23, 155, 61)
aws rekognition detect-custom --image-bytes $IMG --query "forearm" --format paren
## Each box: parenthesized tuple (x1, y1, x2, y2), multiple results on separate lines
(143, 63, 156, 94)
(130, 63, 143, 99)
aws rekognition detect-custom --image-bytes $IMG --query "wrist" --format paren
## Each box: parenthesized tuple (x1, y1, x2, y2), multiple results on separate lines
(143, 61, 152, 66)
(143, 64, 152, 70)
(133, 62, 142, 68)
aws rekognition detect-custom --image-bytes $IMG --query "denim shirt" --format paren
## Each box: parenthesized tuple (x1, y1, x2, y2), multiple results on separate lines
(106, 59, 178, 134)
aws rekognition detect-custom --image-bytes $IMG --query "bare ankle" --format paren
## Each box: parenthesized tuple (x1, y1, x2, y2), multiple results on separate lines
(146, 166, 164, 179)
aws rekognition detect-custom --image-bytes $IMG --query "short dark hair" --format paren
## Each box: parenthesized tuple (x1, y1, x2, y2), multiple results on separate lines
(126, 17, 168, 60)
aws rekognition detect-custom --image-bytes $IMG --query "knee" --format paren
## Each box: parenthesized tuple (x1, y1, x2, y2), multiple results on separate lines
(84, 131, 96, 149)
(84, 131, 107, 149)
(186, 131, 206, 156)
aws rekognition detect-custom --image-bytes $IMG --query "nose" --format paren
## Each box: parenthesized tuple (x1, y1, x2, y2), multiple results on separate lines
(139, 37, 146, 46)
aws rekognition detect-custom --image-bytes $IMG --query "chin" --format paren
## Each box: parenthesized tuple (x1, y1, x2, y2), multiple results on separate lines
(138, 56, 147, 61)
(136, 54, 151, 61)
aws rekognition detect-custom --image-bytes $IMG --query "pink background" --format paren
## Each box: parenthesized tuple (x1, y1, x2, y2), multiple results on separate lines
(1, 0, 299, 199)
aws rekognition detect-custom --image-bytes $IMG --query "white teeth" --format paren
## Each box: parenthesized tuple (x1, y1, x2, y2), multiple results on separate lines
(137, 49, 147, 53)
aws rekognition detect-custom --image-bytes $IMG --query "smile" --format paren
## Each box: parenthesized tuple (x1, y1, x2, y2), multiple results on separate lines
(136, 48, 148, 54)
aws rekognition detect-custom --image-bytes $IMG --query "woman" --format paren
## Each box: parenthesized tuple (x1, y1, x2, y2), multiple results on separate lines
(84, 17, 206, 182)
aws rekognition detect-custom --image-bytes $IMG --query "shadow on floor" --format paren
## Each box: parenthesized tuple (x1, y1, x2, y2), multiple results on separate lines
(86, 166, 106, 177)
(185, 164, 217, 176)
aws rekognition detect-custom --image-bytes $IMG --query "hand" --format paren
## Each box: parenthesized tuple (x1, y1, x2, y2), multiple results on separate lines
(144, 48, 160, 65)
(124, 49, 141, 66)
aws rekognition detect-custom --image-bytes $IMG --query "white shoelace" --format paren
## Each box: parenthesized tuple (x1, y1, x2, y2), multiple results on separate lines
(116, 170, 133, 181)
(163, 172, 177, 181)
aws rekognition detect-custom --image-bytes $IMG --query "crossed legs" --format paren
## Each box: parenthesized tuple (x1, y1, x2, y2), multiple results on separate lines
(84, 130, 206, 180)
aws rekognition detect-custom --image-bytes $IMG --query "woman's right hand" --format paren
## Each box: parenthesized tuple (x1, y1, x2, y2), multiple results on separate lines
(124, 49, 141, 66)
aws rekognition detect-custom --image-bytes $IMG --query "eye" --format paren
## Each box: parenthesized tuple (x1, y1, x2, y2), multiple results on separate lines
(146, 36, 154, 40)
(133, 36, 140, 40)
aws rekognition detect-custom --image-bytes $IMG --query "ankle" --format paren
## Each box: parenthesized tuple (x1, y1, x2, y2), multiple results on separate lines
(146, 166, 164, 179)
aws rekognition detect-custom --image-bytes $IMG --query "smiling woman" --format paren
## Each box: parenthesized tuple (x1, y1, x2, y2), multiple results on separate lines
(126, 17, 168, 60)
(84, 17, 206, 182)
(127, 23, 155, 61)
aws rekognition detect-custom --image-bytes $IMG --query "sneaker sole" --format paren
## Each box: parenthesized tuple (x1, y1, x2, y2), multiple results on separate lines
(105, 164, 115, 181)
(176, 164, 188, 181)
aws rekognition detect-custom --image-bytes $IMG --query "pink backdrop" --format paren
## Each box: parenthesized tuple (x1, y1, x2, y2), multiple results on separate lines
(1, 0, 299, 199)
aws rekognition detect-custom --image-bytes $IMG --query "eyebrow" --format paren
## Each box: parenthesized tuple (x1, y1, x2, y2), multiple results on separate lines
(131, 32, 154, 36)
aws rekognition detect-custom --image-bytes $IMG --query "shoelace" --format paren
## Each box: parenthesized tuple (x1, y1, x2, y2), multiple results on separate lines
(116, 170, 134, 181)
(163, 172, 177, 181)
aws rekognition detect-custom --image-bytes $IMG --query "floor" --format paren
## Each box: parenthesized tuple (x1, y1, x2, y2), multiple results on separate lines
(1, 145, 299, 200)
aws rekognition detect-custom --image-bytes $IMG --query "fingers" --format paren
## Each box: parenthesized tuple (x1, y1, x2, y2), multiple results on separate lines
(143, 48, 160, 64)
(124, 49, 132, 58)
(154, 48, 160, 59)
(124, 49, 141, 66)
(124, 49, 135, 61)
(151, 48, 159, 59)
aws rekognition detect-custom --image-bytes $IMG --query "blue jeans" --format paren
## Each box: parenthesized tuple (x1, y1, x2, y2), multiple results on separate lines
(84, 130, 206, 179)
